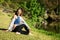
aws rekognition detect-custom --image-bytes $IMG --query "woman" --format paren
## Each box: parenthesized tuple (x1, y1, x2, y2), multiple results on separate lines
(7, 8, 30, 35)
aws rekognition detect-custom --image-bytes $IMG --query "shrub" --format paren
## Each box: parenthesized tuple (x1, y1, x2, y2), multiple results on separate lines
(19, 0, 45, 29)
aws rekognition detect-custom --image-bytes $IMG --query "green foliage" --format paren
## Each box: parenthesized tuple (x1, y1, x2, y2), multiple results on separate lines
(0, 0, 4, 4)
(19, 0, 45, 29)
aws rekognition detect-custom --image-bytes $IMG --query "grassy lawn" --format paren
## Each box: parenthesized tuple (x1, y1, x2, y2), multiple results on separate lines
(0, 10, 60, 40)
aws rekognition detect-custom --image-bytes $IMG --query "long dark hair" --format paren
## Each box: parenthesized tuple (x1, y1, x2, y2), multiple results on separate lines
(15, 8, 24, 16)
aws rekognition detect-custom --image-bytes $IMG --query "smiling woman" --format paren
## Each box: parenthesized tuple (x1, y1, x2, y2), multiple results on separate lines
(6, 8, 30, 35)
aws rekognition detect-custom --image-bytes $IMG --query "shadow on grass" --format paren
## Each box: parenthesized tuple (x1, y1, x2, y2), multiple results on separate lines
(0, 28, 7, 30)
(0, 28, 7, 31)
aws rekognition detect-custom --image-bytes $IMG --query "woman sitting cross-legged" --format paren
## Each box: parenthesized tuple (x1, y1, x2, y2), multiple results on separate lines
(7, 8, 31, 35)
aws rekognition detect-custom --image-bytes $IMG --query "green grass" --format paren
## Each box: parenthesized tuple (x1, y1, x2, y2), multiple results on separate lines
(0, 10, 60, 40)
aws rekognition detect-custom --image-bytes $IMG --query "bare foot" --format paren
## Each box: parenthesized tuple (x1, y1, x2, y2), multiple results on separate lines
(16, 32, 20, 34)
(29, 32, 33, 35)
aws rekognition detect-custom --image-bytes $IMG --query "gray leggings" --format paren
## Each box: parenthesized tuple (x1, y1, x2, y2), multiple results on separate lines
(12, 24, 29, 35)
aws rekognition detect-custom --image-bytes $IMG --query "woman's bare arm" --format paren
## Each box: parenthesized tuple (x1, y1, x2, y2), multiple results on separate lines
(7, 15, 17, 31)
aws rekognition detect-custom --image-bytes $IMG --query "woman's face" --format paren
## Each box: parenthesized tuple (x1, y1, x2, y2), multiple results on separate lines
(17, 9, 22, 16)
